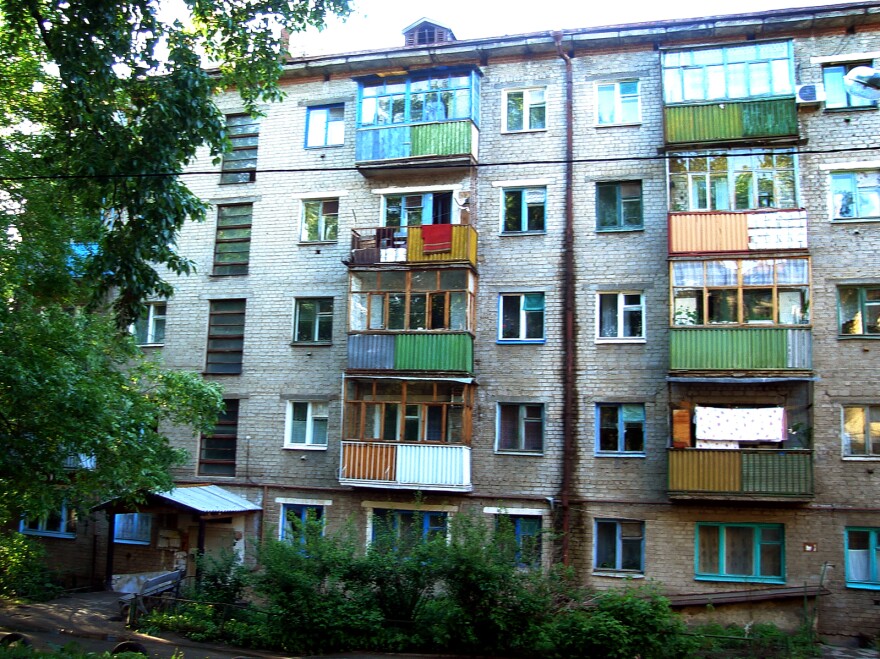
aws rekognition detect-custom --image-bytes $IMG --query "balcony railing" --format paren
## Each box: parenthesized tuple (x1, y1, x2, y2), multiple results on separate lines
(670, 327, 811, 371)
(348, 333, 473, 373)
(339, 441, 471, 492)
(668, 448, 813, 499)
(669, 210, 807, 254)
(355, 119, 478, 165)
(664, 97, 797, 145)
(349, 224, 478, 267)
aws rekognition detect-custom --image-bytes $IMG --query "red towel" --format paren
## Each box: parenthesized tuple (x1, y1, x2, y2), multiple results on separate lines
(421, 224, 453, 253)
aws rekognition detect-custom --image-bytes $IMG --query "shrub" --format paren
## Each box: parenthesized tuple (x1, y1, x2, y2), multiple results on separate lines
(0, 532, 61, 601)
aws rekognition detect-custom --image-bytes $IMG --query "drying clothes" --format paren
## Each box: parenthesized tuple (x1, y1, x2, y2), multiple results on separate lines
(694, 406, 786, 442)
(421, 223, 453, 253)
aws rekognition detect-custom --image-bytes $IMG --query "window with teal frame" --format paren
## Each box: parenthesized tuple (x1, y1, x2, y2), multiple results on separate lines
(845, 528, 880, 589)
(695, 522, 784, 583)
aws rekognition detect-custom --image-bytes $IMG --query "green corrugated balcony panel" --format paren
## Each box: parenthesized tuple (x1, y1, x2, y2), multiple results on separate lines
(394, 333, 473, 373)
(669, 327, 811, 370)
(665, 98, 797, 145)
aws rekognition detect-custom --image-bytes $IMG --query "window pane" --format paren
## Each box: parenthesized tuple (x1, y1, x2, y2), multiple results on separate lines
(708, 289, 738, 324)
(725, 526, 754, 576)
(504, 190, 523, 231)
(839, 287, 861, 334)
(597, 184, 619, 228)
(501, 296, 520, 339)
(698, 526, 720, 574)
(743, 289, 773, 323)
(596, 521, 617, 569)
(499, 405, 519, 450)
(760, 541, 782, 577)
(506, 92, 524, 130)
(599, 294, 618, 338)
(599, 406, 620, 452)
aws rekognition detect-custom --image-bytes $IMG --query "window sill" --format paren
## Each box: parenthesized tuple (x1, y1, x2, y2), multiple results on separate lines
(824, 105, 878, 113)
(695, 575, 785, 585)
(845, 582, 880, 590)
(831, 217, 880, 224)
(497, 339, 546, 345)
(283, 445, 328, 451)
(592, 571, 644, 579)
(495, 450, 544, 457)
(305, 144, 345, 150)
(500, 231, 547, 237)
(838, 334, 880, 340)
(290, 342, 332, 347)
(114, 539, 151, 546)
(596, 227, 644, 233)
(842, 455, 880, 461)
(297, 240, 338, 246)
(136, 343, 164, 348)
(219, 180, 256, 186)
(596, 452, 646, 458)
(20, 531, 76, 539)
(595, 122, 643, 128)
(209, 272, 249, 278)
(595, 338, 646, 345)
(501, 128, 548, 135)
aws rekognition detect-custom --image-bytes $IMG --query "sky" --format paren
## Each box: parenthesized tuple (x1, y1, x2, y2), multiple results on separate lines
(289, 0, 860, 56)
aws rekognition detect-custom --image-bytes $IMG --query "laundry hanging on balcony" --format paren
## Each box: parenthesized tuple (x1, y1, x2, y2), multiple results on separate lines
(421, 224, 453, 253)
(694, 406, 787, 442)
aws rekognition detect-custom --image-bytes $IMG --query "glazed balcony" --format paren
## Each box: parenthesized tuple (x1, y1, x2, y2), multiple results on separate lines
(347, 332, 473, 374)
(669, 209, 807, 255)
(339, 441, 471, 492)
(664, 97, 797, 146)
(670, 327, 811, 371)
(355, 120, 478, 172)
(668, 448, 813, 501)
(348, 225, 477, 267)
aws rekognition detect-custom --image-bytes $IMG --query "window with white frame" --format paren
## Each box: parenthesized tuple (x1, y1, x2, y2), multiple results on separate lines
(831, 171, 880, 220)
(502, 187, 546, 233)
(306, 105, 345, 148)
(294, 298, 333, 343)
(596, 80, 640, 125)
(824, 63, 877, 110)
(695, 522, 784, 583)
(597, 403, 645, 455)
(669, 151, 797, 212)
(503, 88, 546, 132)
(281, 503, 324, 542)
(131, 302, 166, 345)
(662, 41, 793, 104)
(498, 293, 545, 342)
(20, 502, 76, 538)
(594, 519, 644, 573)
(846, 528, 880, 588)
(497, 403, 544, 453)
(301, 199, 339, 242)
(597, 292, 644, 340)
(285, 401, 329, 448)
(842, 405, 880, 457)
(497, 514, 543, 568)
(114, 513, 152, 545)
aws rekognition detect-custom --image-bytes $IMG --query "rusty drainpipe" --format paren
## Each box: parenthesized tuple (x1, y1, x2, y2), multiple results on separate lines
(553, 31, 576, 566)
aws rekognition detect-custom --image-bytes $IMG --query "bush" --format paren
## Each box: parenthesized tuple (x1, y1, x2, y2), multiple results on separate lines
(0, 532, 61, 601)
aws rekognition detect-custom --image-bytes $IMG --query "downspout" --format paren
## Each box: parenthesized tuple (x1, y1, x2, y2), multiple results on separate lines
(553, 32, 576, 566)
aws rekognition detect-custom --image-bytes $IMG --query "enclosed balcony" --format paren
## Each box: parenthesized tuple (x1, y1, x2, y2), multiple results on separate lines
(668, 448, 813, 501)
(339, 441, 471, 491)
(348, 333, 473, 374)
(670, 327, 811, 371)
(349, 224, 477, 267)
(669, 209, 807, 255)
(664, 98, 797, 145)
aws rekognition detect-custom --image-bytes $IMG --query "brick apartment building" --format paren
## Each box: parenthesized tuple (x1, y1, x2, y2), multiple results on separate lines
(23, 1, 880, 642)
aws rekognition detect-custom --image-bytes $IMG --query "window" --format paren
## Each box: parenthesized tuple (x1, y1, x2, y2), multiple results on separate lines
(497, 515, 543, 568)
(842, 405, 880, 456)
(594, 520, 644, 574)
(306, 105, 344, 147)
(597, 182, 642, 231)
(663, 42, 793, 103)
(281, 504, 324, 542)
(597, 404, 645, 454)
(597, 292, 644, 340)
(824, 63, 877, 110)
(832, 172, 880, 220)
(349, 269, 474, 333)
(199, 398, 238, 476)
(672, 258, 810, 326)
(285, 401, 329, 448)
(20, 502, 76, 538)
(497, 403, 544, 453)
(503, 88, 546, 132)
(370, 509, 448, 548)
(220, 114, 259, 184)
(301, 199, 339, 242)
(596, 81, 640, 125)
(695, 523, 784, 583)
(502, 188, 545, 233)
(839, 287, 880, 336)
(213, 204, 252, 275)
(359, 71, 477, 127)
(846, 528, 880, 588)
(384, 192, 453, 228)
(206, 299, 246, 374)
(669, 151, 797, 212)
(132, 302, 166, 345)
(293, 298, 333, 343)
(498, 293, 545, 342)
(114, 513, 152, 545)
(345, 380, 471, 444)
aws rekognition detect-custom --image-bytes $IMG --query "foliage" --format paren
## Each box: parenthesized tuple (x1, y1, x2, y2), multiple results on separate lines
(192, 549, 249, 605)
(0, 643, 151, 657)
(688, 621, 819, 659)
(0, 531, 60, 601)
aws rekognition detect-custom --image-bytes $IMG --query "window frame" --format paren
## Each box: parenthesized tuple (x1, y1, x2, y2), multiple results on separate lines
(113, 513, 152, 545)
(594, 519, 645, 575)
(220, 114, 259, 184)
(205, 299, 246, 374)
(497, 514, 543, 568)
(839, 285, 880, 337)
(502, 87, 547, 133)
(595, 80, 641, 126)
(280, 503, 325, 543)
(501, 187, 546, 234)
(695, 522, 785, 584)
(305, 104, 345, 148)
(596, 181, 643, 231)
(842, 404, 880, 458)
(596, 292, 645, 342)
(213, 204, 252, 276)
(20, 502, 76, 539)
(301, 198, 339, 242)
(369, 508, 449, 547)
(497, 293, 545, 343)
(823, 63, 878, 110)
(496, 403, 545, 454)
(284, 401, 329, 450)
(199, 398, 238, 476)
(293, 297, 333, 344)
(845, 527, 880, 589)
(595, 403, 646, 456)
(831, 171, 880, 221)
(131, 302, 167, 346)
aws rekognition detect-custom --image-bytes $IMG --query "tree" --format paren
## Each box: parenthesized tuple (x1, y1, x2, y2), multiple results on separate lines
(0, 0, 350, 522)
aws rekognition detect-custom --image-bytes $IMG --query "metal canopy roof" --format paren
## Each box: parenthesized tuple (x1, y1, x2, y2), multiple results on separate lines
(156, 485, 261, 514)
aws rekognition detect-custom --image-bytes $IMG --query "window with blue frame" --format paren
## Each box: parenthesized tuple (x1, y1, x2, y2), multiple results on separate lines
(497, 515, 543, 568)
(306, 105, 345, 148)
(845, 528, 880, 588)
(594, 519, 644, 574)
(502, 187, 546, 233)
(281, 504, 324, 543)
(384, 191, 453, 228)
(20, 502, 76, 539)
(358, 71, 479, 127)
(114, 513, 152, 545)
(696, 523, 784, 583)
(824, 63, 877, 110)
(597, 404, 645, 455)
(370, 509, 448, 550)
